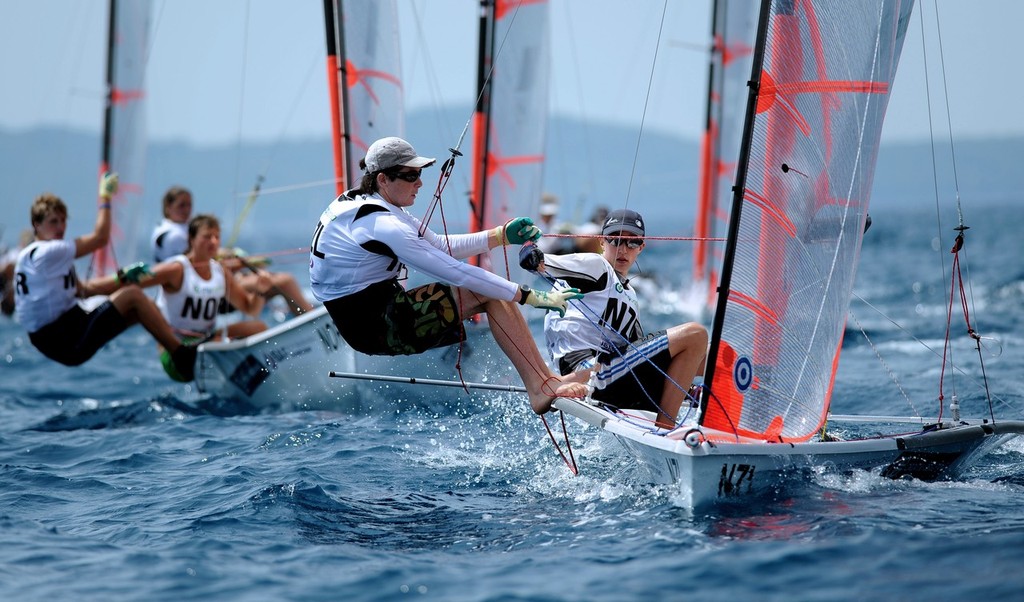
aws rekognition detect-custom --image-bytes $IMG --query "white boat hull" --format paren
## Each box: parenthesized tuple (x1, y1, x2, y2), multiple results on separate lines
(196, 306, 507, 410)
(552, 397, 1024, 511)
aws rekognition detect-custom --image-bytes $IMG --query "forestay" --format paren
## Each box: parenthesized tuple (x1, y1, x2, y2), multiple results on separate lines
(702, 0, 915, 441)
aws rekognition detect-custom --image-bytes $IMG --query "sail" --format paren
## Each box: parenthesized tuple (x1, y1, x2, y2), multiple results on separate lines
(470, 0, 550, 272)
(701, 0, 915, 441)
(693, 0, 757, 308)
(324, 0, 404, 194)
(94, 0, 150, 276)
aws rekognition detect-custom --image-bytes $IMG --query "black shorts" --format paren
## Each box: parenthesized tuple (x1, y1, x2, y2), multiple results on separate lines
(324, 280, 465, 356)
(29, 301, 129, 366)
(558, 331, 673, 412)
(591, 345, 672, 411)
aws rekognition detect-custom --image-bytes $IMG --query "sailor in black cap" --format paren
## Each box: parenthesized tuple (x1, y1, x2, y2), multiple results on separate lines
(520, 208, 708, 428)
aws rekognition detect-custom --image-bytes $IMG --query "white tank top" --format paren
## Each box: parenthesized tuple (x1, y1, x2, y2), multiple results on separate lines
(156, 255, 227, 337)
(14, 239, 81, 333)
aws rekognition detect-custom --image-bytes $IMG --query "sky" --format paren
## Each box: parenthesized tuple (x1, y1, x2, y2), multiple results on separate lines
(1, 0, 1022, 149)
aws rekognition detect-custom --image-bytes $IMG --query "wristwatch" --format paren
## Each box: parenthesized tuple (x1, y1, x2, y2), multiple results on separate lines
(518, 284, 531, 305)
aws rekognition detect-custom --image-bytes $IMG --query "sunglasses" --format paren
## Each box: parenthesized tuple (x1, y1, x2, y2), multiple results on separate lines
(605, 237, 643, 249)
(389, 169, 422, 183)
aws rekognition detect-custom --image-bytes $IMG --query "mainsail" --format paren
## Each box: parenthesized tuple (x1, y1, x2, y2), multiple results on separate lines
(469, 0, 550, 272)
(693, 0, 757, 309)
(323, 0, 404, 194)
(701, 0, 915, 441)
(94, 0, 150, 276)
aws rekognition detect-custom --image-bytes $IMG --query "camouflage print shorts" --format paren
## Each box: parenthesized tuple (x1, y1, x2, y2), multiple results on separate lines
(383, 282, 465, 355)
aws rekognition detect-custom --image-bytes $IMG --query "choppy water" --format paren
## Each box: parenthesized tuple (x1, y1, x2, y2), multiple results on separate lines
(2, 203, 1023, 601)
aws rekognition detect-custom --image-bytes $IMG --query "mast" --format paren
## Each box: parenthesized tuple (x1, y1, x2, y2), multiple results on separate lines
(699, 0, 772, 419)
(100, 0, 117, 175)
(469, 0, 496, 242)
(91, 0, 119, 277)
(322, 0, 351, 196)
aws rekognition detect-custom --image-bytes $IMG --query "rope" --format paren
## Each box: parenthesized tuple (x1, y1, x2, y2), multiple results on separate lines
(939, 232, 995, 423)
(540, 410, 578, 475)
(621, 0, 671, 213)
(542, 233, 727, 242)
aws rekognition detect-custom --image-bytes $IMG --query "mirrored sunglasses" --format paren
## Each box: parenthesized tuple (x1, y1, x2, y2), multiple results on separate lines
(605, 237, 643, 249)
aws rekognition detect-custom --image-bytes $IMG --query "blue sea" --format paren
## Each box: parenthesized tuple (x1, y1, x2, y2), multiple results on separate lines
(2, 203, 1023, 601)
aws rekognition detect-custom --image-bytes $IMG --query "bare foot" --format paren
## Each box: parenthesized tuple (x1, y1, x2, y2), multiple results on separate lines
(529, 378, 590, 415)
(561, 369, 591, 385)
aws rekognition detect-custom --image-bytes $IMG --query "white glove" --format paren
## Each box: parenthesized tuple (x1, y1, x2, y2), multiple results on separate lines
(519, 285, 582, 318)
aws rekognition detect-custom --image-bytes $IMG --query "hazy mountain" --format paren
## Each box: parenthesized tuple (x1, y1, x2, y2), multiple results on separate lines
(2, 111, 1021, 254)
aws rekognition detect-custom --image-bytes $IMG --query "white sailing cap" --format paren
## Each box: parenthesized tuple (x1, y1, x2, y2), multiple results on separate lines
(364, 137, 436, 172)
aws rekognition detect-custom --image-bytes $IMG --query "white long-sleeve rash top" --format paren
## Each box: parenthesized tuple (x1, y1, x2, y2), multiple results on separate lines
(309, 192, 519, 303)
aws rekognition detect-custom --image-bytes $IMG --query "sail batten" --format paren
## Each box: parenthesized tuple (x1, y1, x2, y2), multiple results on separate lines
(701, 0, 915, 442)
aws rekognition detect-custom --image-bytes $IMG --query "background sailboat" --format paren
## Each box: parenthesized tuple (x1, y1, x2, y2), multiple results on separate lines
(92, 0, 150, 276)
(691, 0, 756, 314)
(468, 0, 550, 281)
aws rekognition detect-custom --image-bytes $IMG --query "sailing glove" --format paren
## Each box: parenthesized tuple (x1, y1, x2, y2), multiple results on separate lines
(99, 172, 119, 200)
(519, 241, 545, 271)
(116, 261, 151, 284)
(502, 217, 542, 245)
(518, 284, 582, 318)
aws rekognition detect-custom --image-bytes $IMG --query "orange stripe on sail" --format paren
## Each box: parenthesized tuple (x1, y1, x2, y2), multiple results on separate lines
(743, 188, 797, 238)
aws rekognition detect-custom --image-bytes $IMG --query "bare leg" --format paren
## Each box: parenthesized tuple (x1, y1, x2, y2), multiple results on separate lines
(655, 322, 709, 428)
(227, 320, 268, 339)
(236, 272, 313, 315)
(454, 287, 588, 413)
(108, 286, 182, 352)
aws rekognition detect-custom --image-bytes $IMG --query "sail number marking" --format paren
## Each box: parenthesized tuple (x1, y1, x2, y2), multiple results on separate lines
(718, 463, 756, 497)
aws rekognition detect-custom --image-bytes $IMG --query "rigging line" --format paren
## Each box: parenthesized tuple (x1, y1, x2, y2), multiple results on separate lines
(621, 0, 671, 211)
(931, 0, 983, 370)
(225, 50, 320, 250)
(226, 175, 263, 249)
(542, 233, 727, 243)
(230, 1, 253, 222)
(234, 178, 339, 197)
(916, 2, 956, 405)
(418, 0, 524, 232)
(255, 48, 323, 179)
(851, 293, 1015, 412)
(560, 0, 596, 206)
(931, 0, 964, 226)
(849, 309, 920, 418)
(540, 412, 579, 476)
(408, 1, 461, 147)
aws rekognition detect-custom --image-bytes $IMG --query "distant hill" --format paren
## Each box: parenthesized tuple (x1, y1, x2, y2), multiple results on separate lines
(2, 114, 1021, 254)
